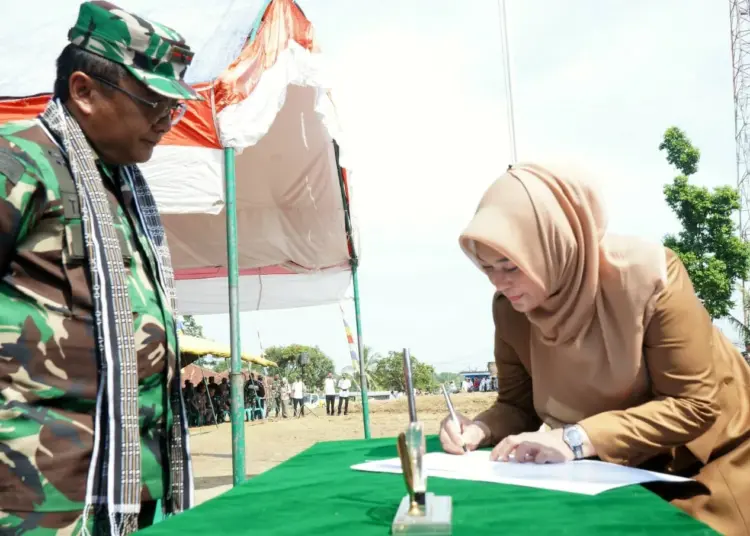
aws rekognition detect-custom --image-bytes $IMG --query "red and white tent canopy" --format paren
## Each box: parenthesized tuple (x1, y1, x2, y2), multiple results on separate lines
(0, 0, 355, 314)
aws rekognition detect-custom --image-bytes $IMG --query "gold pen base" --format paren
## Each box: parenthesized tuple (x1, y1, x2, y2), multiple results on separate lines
(392, 493, 452, 535)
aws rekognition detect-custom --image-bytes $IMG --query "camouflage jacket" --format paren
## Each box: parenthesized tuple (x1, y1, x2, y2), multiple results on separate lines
(0, 119, 176, 532)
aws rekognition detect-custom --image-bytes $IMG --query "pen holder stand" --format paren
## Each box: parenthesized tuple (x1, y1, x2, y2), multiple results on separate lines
(392, 493, 452, 535)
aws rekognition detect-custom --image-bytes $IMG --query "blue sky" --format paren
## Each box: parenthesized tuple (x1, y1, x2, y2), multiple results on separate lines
(195, 0, 742, 373)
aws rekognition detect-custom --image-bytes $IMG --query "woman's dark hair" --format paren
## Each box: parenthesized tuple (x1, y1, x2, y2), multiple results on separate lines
(53, 43, 128, 101)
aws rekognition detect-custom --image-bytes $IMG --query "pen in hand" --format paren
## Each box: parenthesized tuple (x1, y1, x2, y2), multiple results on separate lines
(441, 384, 468, 453)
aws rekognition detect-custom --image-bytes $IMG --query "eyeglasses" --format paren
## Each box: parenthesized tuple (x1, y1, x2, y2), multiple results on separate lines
(91, 75, 187, 126)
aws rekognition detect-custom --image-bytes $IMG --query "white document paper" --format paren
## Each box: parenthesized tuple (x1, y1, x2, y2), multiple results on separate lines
(351, 450, 692, 496)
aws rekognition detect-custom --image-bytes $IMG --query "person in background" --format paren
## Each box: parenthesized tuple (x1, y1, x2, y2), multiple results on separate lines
(268, 374, 279, 416)
(440, 161, 750, 535)
(183, 380, 195, 400)
(240, 372, 263, 421)
(324, 372, 337, 416)
(337, 374, 352, 416)
(244, 373, 258, 408)
(271, 375, 289, 419)
(186, 381, 201, 427)
(280, 377, 291, 417)
(256, 374, 267, 418)
(291, 377, 305, 417)
(460, 378, 470, 392)
(207, 384, 225, 424)
(264, 375, 273, 403)
(0, 2, 202, 533)
(194, 383, 209, 426)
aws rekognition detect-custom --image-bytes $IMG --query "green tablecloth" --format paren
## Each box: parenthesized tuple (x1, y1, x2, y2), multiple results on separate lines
(139, 436, 716, 535)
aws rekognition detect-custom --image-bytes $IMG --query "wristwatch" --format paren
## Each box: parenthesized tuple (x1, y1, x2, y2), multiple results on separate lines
(562, 425, 585, 460)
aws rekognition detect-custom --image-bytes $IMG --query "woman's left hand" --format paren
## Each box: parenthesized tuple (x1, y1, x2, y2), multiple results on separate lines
(491, 428, 573, 464)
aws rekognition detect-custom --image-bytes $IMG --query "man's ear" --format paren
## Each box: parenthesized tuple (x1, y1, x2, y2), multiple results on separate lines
(67, 72, 97, 116)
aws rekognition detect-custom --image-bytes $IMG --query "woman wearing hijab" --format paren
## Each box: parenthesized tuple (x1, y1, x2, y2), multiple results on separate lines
(440, 162, 750, 535)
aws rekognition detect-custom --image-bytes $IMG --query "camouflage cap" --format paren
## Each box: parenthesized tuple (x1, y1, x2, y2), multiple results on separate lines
(68, 1, 202, 101)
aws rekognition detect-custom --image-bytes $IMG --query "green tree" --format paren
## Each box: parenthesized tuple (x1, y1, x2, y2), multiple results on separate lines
(727, 284, 750, 348)
(659, 126, 700, 176)
(181, 315, 204, 337)
(372, 351, 437, 392)
(264, 344, 335, 390)
(212, 359, 229, 374)
(435, 372, 461, 384)
(180, 315, 213, 367)
(659, 126, 750, 319)
(352, 345, 383, 390)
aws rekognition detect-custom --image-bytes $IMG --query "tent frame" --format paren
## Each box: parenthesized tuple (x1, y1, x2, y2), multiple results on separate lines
(224, 139, 370, 486)
(334, 141, 371, 440)
(224, 147, 247, 485)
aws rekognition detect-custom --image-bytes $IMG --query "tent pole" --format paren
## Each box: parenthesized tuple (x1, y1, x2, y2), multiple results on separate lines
(351, 263, 371, 439)
(224, 147, 246, 485)
(496, 0, 518, 163)
(332, 140, 370, 439)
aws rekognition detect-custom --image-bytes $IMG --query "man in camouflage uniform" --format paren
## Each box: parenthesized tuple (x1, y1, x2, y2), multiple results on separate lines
(0, 2, 201, 534)
(208, 384, 228, 424)
(271, 374, 288, 418)
(243, 372, 258, 408)
(266, 374, 277, 415)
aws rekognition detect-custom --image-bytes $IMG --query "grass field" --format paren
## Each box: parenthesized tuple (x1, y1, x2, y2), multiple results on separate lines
(190, 391, 497, 503)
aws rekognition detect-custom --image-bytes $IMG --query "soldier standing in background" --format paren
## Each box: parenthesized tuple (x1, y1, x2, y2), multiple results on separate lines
(244, 372, 258, 408)
(271, 374, 288, 418)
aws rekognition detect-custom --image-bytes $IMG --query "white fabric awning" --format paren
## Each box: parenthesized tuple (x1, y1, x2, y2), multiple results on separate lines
(0, 0, 355, 313)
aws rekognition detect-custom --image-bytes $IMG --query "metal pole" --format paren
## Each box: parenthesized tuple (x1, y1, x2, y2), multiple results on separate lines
(224, 147, 246, 486)
(352, 266, 371, 439)
(729, 0, 750, 330)
(403, 348, 417, 423)
(332, 140, 371, 439)
(497, 0, 518, 163)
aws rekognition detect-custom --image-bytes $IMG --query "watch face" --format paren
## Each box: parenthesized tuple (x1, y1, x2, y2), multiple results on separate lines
(565, 427, 582, 446)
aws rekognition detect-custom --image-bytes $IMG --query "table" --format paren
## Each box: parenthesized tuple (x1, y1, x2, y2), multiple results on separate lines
(138, 436, 717, 535)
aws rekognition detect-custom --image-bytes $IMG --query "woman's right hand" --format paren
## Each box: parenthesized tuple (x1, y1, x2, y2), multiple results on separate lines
(439, 412, 488, 455)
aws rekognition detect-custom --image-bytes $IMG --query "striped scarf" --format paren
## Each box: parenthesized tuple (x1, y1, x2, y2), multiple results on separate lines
(40, 99, 193, 535)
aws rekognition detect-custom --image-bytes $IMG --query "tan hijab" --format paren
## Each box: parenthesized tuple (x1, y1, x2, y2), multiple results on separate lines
(459, 162, 667, 426)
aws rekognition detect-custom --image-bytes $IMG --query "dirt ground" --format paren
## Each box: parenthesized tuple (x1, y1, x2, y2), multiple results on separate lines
(190, 392, 496, 504)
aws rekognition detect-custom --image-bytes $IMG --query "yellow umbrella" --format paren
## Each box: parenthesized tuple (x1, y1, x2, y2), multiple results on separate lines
(178, 333, 277, 367)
